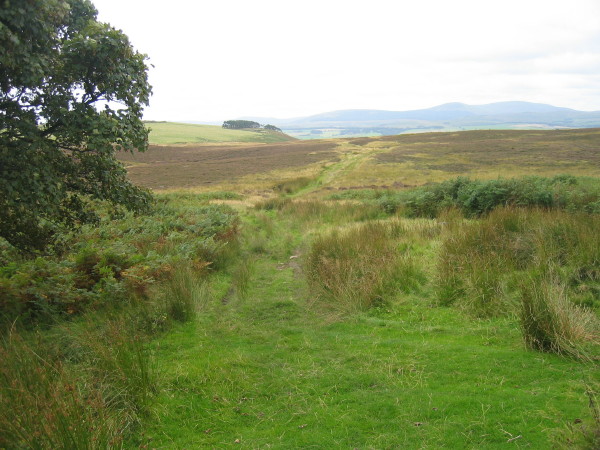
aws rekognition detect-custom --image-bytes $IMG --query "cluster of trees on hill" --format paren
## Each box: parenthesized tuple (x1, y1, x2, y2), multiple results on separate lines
(222, 120, 282, 132)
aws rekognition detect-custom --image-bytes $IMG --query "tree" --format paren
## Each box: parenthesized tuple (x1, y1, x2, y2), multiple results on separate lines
(0, 0, 152, 252)
(263, 124, 282, 132)
(222, 120, 260, 129)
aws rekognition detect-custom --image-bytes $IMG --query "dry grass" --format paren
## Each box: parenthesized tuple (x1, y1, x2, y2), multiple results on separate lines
(118, 128, 600, 193)
(117, 140, 339, 190)
(331, 128, 600, 188)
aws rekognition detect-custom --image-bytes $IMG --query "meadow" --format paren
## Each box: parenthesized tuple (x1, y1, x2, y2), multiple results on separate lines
(2, 129, 599, 448)
(145, 122, 295, 145)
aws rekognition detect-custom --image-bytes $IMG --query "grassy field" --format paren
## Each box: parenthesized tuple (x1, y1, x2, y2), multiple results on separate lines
(146, 122, 296, 145)
(136, 203, 599, 448)
(3, 128, 600, 448)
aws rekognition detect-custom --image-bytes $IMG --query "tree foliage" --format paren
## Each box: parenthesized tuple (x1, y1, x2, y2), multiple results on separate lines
(0, 0, 152, 251)
(222, 120, 260, 129)
(264, 124, 282, 132)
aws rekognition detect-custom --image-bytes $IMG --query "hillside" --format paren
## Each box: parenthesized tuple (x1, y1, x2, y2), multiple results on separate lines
(145, 121, 296, 145)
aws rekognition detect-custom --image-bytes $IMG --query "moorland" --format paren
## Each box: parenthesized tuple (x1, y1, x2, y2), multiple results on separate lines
(2, 126, 600, 448)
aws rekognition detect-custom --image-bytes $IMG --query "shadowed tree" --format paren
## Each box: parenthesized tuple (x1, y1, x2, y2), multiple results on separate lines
(0, 0, 152, 251)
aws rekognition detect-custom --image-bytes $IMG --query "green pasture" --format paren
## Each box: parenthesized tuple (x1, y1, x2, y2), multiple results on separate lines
(146, 122, 295, 145)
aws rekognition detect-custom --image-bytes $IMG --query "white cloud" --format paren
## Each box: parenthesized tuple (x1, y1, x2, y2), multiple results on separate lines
(92, 0, 600, 120)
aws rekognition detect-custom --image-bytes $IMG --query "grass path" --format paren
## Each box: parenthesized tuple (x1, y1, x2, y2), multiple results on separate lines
(138, 208, 598, 448)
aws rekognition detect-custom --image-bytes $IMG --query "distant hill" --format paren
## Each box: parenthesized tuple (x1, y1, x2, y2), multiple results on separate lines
(146, 122, 296, 145)
(243, 102, 600, 139)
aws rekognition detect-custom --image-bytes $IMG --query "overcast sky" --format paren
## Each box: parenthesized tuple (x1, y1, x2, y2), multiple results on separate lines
(92, 0, 600, 122)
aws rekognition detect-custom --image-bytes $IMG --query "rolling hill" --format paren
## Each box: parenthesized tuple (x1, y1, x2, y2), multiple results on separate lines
(244, 101, 600, 139)
(145, 121, 296, 145)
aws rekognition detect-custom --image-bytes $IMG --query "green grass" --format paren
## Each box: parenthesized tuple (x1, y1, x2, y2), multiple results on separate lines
(142, 304, 596, 448)
(146, 122, 295, 145)
(133, 200, 599, 448)
(2, 163, 600, 447)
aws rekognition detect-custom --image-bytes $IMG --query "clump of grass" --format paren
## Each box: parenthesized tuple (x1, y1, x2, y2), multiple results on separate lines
(436, 206, 600, 357)
(254, 197, 292, 211)
(273, 176, 315, 194)
(231, 257, 255, 300)
(288, 199, 384, 224)
(255, 198, 383, 224)
(159, 267, 208, 323)
(519, 274, 599, 359)
(304, 221, 424, 314)
(0, 327, 142, 449)
(195, 191, 244, 201)
(436, 207, 533, 316)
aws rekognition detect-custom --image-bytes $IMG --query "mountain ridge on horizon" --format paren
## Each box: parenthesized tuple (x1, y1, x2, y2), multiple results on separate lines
(241, 101, 595, 124)
(233, 101, 600, 139)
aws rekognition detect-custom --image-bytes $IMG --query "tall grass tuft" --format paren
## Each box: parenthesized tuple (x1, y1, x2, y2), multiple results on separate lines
(305, 221, 424, 314)
(160, 267, 208, 323)
(273, 176, 315, 194)
(0, 331, 124, 449)
(232, 257, 254, 301)
(435, 207, 533, 316)
(519, 274, 599, 359)
(436, 206, 600, 355)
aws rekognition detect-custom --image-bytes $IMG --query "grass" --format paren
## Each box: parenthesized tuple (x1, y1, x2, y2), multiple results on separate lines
(3, 128, 600, 448)
(117, 140, 338, 190)
(121, 128, 600, 193)
(129, 197, 598, 448)
(146, 122, 295, 145)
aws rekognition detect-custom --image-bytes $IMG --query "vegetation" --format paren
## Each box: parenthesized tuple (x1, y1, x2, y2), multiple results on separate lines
(145, 121, 295, 145)
(2, 125, 600, 447)
(330, 175, 600, 218)
(264, 124, 283, 132)
(222, 119, 261, 129)
(0, 194, 239, 447)
(0, 0, 152, 252)
(122, 128, 600, 192)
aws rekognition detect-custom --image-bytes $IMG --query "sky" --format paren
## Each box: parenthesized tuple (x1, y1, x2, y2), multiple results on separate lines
(92, 0, 600, 122)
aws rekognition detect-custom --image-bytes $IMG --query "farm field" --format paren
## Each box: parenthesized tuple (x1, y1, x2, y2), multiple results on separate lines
(146, 121, 296, 145)
(3, 128, 600, 448)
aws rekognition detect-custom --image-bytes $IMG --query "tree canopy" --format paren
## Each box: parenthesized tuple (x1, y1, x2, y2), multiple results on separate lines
(263, 124, 282, 132)
(0, 0, 152, 251)
(222, 120, 260, 129)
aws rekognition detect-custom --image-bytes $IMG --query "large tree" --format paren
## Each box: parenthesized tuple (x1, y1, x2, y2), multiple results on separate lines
(0, 0, 152, 251)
